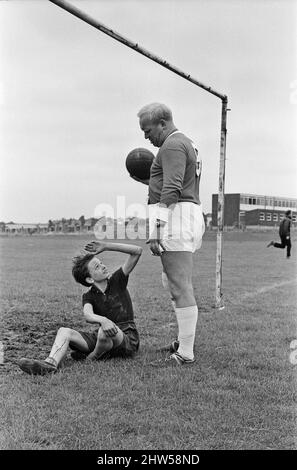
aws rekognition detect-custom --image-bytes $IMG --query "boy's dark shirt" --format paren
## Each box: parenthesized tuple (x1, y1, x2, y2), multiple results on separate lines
(82, 268, 136, 329)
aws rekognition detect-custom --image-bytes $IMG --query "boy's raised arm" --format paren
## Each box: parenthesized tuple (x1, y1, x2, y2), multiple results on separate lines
(84, 241, 142, 276)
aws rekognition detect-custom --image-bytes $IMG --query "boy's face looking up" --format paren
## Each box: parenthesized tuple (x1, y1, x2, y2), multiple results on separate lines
(86, 256, 109, 284)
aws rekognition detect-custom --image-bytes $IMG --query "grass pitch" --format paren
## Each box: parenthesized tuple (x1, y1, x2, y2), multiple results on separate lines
(0, 231, 296, 450)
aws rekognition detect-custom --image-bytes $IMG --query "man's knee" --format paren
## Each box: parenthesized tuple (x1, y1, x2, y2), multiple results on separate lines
(169, 280, 193, 302)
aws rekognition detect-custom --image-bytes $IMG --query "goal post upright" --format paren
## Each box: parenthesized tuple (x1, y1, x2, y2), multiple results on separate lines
(216, 98, 228, 309)
(48, 0, 228, 308)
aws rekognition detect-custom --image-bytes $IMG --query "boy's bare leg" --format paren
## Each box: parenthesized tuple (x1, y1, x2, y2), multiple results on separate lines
(47, 327, 90, 366)
(88, 327, 124, 360)
(18, 327, 90, 375)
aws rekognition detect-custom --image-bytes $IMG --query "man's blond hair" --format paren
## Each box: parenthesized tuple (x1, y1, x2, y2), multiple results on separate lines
(137, 103, 173, 124)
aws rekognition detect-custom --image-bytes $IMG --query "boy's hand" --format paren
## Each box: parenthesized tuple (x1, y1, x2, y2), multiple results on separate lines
(100, 319, 118, 337)
(84, 240, 106, 254)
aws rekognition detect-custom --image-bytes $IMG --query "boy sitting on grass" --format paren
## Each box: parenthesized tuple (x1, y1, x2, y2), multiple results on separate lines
(18, 241, 142, 375)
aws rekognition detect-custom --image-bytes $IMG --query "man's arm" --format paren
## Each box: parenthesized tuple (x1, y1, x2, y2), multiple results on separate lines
(84, 241, 142, 276)
(146, 218, 167, 256)
(83, 303, 118, 337)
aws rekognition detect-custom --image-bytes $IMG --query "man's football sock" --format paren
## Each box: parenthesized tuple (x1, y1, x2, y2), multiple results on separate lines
(174, 305, 198, 360)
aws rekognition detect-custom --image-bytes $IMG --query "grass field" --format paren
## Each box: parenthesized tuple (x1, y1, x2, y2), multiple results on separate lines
(0, 231, 296, 450)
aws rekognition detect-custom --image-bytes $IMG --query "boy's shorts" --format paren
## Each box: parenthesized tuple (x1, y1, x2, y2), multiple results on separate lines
(148, 202, 205, 253)
(70, 322, 139, 359)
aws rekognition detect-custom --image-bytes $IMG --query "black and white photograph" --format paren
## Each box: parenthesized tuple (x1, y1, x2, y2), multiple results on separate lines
(0, 0, 296, 455)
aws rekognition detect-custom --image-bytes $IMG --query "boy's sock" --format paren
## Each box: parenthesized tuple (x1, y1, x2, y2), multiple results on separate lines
(174, 305, 198, 360)
(45, 357, 58, 368)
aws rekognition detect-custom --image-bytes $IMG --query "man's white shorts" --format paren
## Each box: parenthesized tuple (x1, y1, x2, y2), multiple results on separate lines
(148, 202, 205, 252)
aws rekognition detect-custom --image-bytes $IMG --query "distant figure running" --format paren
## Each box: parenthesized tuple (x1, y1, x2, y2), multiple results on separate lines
(267, 210, 292, 258)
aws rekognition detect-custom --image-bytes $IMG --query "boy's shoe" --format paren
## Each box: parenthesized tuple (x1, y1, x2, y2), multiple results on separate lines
(18, 358, 57, 375)
(70, 350, 88, 361)
(266, 241, 274, 248)
(156, 339, 179, 353)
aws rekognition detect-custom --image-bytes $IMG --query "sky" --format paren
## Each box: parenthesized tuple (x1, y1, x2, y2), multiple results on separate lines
(0, 0, 296, 223)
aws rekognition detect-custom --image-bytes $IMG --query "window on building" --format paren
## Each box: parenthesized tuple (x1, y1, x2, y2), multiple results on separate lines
(249, 198, 256, 205)
(266, 213, 271, 221)
(273, 214, 278, 222)
(292, 214, 297, 223)
(259, 213, 265, 221)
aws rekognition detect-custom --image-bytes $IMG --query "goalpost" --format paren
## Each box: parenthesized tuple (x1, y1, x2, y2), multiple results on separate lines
(48, 0, 229, 309)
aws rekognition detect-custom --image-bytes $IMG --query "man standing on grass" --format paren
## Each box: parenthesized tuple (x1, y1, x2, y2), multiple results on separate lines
(267, 210, 292, 258)
(136, 102, 205, 366)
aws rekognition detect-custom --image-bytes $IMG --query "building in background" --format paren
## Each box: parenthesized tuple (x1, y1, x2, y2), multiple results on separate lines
(3, 223, 48, 234)
(212, 193, 297, 228)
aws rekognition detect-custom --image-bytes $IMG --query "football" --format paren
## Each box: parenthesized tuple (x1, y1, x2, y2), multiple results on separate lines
(126, 148, 154, 180)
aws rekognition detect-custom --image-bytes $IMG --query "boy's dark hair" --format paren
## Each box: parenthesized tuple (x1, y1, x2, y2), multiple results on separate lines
(72, 253, 95, 287)
(285, 210, 292, 217)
